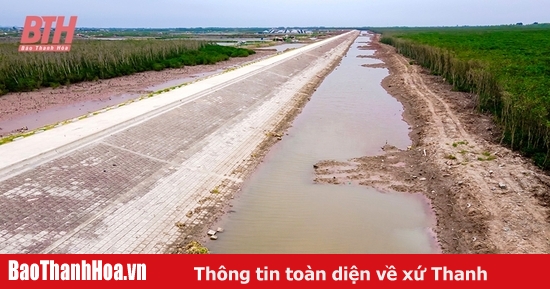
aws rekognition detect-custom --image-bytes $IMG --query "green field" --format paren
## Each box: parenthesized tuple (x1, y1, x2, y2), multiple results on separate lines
(0, 40, 255, 96)
(373, 25, 550, 169)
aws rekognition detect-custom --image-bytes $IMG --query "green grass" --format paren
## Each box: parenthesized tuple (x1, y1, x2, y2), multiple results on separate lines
(375, 25, 550, 169)
(452, 140, 469, 147)
(0, 40, 255, 96)
(478, 155, 497, 161)
(446, 154, 457, 160)
(183, 241, 209, 254)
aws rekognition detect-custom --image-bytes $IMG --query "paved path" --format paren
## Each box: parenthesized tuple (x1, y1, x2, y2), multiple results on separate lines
(0, 31, 357, 253)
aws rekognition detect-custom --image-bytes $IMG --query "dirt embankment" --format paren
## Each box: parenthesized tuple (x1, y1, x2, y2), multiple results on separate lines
(314, 34, 550, 253)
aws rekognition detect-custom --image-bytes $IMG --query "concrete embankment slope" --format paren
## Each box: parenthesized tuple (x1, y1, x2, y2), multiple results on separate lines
(0, 30, 358, 253)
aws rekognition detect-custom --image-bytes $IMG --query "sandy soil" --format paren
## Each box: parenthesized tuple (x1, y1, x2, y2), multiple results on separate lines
(314, 34, 550, 253)
(0, 50, 275, 136)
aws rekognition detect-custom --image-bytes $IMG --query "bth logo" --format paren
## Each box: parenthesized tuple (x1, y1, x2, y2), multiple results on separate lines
(19, 16, 78, 52)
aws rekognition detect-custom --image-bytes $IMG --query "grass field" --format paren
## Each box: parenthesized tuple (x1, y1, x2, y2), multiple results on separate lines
(373, 25, 550, 169)
(0, 39, 255, 96)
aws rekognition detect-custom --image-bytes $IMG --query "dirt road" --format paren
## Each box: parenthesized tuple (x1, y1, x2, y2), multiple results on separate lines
(315, 34, 550, 253)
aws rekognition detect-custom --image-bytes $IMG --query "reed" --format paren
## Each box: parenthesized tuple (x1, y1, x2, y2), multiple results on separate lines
(0, 39, 254, 95)
(378, 27, 550, 169)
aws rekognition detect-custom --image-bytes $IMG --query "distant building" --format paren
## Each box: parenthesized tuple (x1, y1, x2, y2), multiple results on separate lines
(266, 28, 313, 34)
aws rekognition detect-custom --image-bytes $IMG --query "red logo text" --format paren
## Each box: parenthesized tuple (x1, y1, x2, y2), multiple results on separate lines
(19, 16, 78, 52)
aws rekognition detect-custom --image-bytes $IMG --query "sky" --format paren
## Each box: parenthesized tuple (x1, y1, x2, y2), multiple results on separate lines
(1, 0, 549, 28)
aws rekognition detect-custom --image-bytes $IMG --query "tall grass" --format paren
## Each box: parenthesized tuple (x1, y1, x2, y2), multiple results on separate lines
(378, 27, 550, 169)
(0, 40, 255, 95)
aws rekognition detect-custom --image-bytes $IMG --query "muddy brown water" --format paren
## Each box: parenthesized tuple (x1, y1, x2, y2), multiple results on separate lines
(0, 93, 140, 135)
(207, 34, 440, 253)
(0, 71, 221, 135)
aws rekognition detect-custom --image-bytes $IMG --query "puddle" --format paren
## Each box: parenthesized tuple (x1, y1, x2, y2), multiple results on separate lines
(207, 34, 439, 253)
(0, 93, 140, 134)
(0, 69, 223, 135)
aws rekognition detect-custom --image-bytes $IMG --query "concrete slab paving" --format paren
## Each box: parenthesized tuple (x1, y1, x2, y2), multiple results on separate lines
(0, 31, 357, 253)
